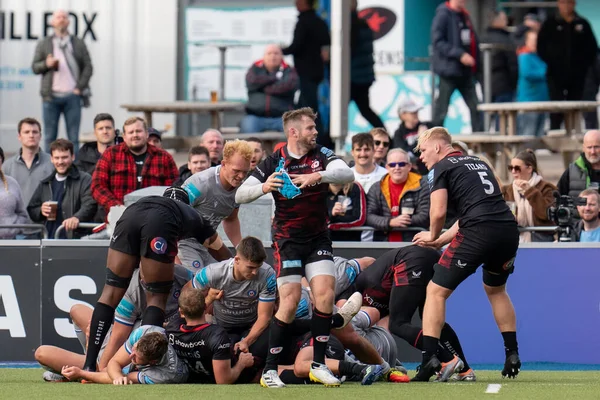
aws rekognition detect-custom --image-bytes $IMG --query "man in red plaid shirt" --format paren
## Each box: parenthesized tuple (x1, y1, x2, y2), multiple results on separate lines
(91, 117, 178, 216)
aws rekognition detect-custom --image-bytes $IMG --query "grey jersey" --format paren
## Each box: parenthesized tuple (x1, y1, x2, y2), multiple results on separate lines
(333, 256, 361, 297)
(115, 265, 193, 327)
(179, 166, 239, 270)
(123, 325, 188, 384)
(351, 310, 397, 365)
(192, 258, 277, 330)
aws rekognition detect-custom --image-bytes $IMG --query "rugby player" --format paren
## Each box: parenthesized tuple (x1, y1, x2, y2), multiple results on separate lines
(61, 325, 188, 384)
(168, 288, 256, 384)
(354, 245, 473, 382)
(187, 237, 276, 361)
(236, 107, 355, 388)
(413, 127, 520, 380)
(179, 140, 253, 270)
(332, 256, 374, 302)
(82, 187, 231, 372)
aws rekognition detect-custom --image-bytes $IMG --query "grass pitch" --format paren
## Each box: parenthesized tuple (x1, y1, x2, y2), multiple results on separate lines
(1, 369, 599, 400)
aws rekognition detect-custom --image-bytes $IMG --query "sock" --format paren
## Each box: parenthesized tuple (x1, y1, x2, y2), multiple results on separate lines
(279, 369, 310, 384)
(331, 313, 344, 329)
(393, 325, 424, 349)
(437, 342, 454, 363)
(264, 317, 289, 372)
(380, 360, 390, 376)
(83, 303, 115, 371)
(501, 331, 518, 355)
(338, 360, 365, 378)
(441, 323, 470, 371)
(421, 335, 439, 363)
(73, 322, 87, 353)
(142, 306, 165, 327)
(288, 319, 311, 336)
(311, 308, 333, 365)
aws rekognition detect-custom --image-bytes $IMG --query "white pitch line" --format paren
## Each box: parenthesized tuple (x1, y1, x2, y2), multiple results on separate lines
(485, 384, 502, 394)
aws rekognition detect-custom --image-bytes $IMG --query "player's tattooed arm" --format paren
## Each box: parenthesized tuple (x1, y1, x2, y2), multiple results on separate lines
(203, 233, 232, 261)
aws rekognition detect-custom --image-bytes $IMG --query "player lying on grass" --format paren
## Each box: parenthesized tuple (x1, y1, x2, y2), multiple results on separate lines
(61, 325, 188, 384)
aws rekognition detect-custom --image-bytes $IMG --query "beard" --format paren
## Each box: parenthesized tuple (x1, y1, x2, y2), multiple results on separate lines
(128, 143, 147, 153)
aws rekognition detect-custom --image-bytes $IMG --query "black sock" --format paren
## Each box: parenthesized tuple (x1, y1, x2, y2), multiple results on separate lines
(279, 369, 310, 384)
(338, 360, 365, 378)
(288, 319, 311, 336)
(422, 335, 439, 362)
(264, 317, 289, 372)
(311, 308, 332, 365)
(501, 331, 518, 355)
(437, 342, 454, 363)
(331, 313, 344, 329)
(142, 306, 165, 327)
(441, 323, 470, 370)
(83, 302, 115, 371)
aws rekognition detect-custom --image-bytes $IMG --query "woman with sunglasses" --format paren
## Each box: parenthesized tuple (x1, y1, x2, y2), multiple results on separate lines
(501, 149, 556, 242)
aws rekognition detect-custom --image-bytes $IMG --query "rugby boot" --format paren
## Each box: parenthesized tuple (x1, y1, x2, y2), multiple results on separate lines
(335, 292, 363, 329)
(411, 355, 442, 382)
(452, 368, 477, 381)
(502, 352, 521, 379)
(434, 355, 464, 382)
(260, 369, 286, 388)
(309, 362, 341, 387)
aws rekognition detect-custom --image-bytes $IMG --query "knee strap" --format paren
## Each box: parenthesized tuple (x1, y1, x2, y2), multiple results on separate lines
(142, 280, 174, 294)
(106, 269, 131, 289)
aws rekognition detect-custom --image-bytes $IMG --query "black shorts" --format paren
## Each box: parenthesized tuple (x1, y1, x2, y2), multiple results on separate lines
(433, 223, 519, 290)
(272, 232, 333, 279)
(392, 257, 434, 287)
(109, 204, 179, 264)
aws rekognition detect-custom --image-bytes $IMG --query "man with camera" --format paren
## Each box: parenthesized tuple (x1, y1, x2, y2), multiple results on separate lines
(574, 189, 600, 242)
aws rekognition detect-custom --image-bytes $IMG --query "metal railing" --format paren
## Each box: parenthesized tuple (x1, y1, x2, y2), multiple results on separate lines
(0, 224, 48, 239)
(335, 226, 560, 233)
(54, 222, 103, 239)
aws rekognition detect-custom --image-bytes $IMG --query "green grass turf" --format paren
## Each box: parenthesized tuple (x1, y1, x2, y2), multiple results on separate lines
(1, 369, 599, 400)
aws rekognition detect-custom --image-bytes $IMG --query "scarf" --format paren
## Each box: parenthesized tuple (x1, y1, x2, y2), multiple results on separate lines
(512, 172, 542, 242)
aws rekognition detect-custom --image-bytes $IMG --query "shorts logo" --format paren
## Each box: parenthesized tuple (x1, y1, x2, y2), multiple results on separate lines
(316, 250, 333, 257)
(412, 271, 422, 278)
(311, 160, 320, 170)
(270, 346, 283, 354)
(456, 260, 467, 268)
(315, 335, 329, 343)
(192, 260, 202, 269)
(247, 289, 257, 297)
(503, 257, 516, 271)
(150, 237, 167, 255)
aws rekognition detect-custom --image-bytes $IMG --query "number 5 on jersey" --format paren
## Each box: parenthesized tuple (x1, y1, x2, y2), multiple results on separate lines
(478, 172, 495, 195)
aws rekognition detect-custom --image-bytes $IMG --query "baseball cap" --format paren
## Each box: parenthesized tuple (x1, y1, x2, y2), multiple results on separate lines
(397, 99, 422, 115)
(148, 127, 162, 140)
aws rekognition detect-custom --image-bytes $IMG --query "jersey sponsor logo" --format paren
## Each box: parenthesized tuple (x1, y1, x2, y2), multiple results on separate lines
(247, 289, 257, 297)
(150, 237, 168, 255)
(218, 342, 231, 349)
(192, 260, 201, 269)
(315, 335, 329, 342)
(311, 160, 320, 170)
(173, 338, 206, 348)
(317, 250, 333, 257)
(255, 166, 266, 178)
(320, 147, 334, 158)
(270, 346, 283, 354)
(448, 157, 459, 164)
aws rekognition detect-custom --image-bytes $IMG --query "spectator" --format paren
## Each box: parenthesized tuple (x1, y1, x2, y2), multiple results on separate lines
(27, 139, 96, 239)
(75, 113, 116, 175)
(2, 118, 54, 206)
(350, 133, 387, 194)
(200, 129, 224, 166)
(327, 182, 366, 242)
(31, 9, 93, 152)
(147, 128, 162, 148)
(558, 130, 600, 197)
(0, 146, 30, 239)
(246, 137, 265, 171)
(370, 128, 391, 167)
(392, 99, 432, 175)
(574, 189, 600, 242)
(241, 45, 299, 133)
(366, 149, 430, 242)
(583, 48, 600, 130)
(516, 30, 549, 137)
(174, 146, 210, 187)
(481, 10, 518, 105)
(283, 0, 331, 147)
(431, 0, 482, 132)
(91, 117, 178, 217)
(350, 0, 384, 129)
(501, 149, 556, 242)
(537, 0, 598, 130)
(514, 13, 541, 46)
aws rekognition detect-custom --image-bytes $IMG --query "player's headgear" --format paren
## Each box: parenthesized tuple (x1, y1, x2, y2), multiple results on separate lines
(163, 186, 190, 205)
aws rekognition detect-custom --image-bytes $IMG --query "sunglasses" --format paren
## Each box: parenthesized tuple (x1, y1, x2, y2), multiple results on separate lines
(374, 140, 390, 148)
(387, 162, 408, 168)
(507, 165, 521, 172)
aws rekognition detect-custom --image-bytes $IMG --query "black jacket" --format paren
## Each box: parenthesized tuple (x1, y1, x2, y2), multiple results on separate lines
(27, 166, 97, 238)
(350, 12, 375, 85)
(538, 13, 598, 89)
(245, 61, 299, 118)
(327, 183, 367, 242)
(174, 164, 192, 188)
(583, 49, 600, 101)
(75, 142, 102, 175)
(392, 121, 433, 176)
(481, 27, 518, 98)
(282, 10, 330, 83)
(431, 3, 481, 78)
